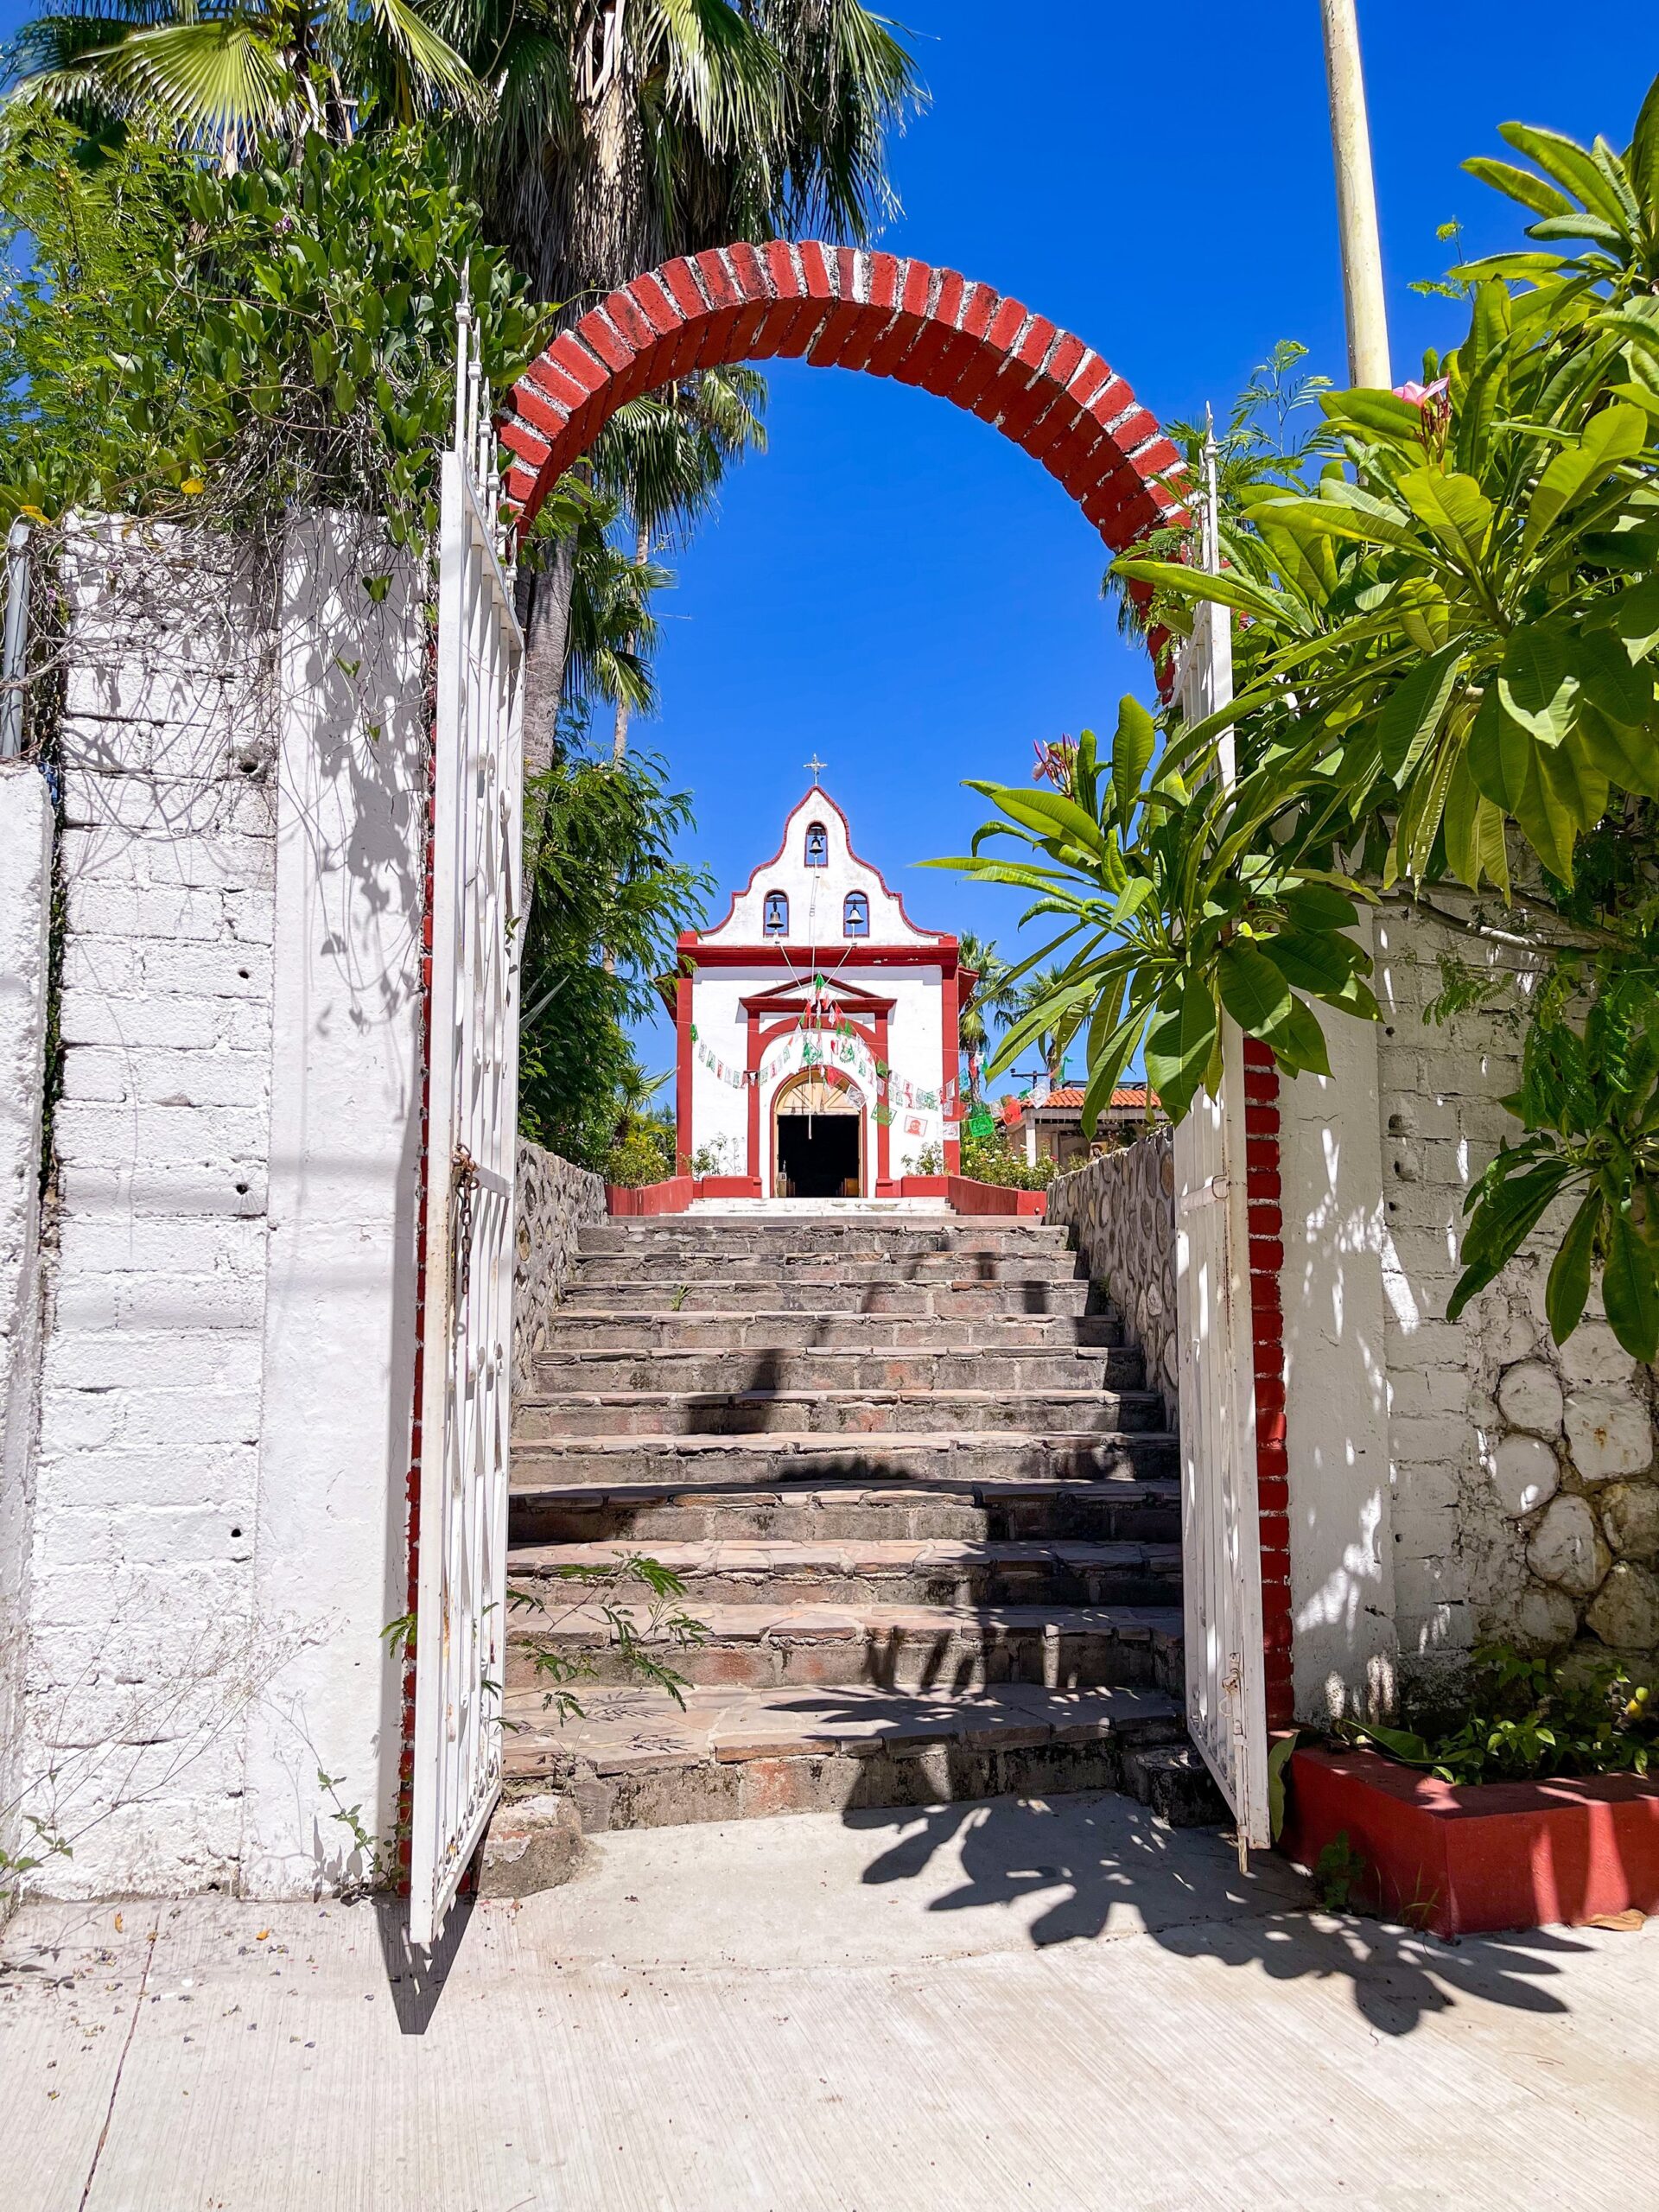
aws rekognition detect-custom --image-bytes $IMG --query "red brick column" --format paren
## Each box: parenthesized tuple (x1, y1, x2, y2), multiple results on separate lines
(1243, 1037, 1294, 1731)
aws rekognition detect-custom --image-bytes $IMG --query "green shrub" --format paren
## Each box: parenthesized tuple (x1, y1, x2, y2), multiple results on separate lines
(959, 1126, 1053, 1192)
(1343, 1643, 1657, 1785)
(601, 1124, 675, 1189)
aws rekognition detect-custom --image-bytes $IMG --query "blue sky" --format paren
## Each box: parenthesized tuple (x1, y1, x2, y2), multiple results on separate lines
(3, 0, 1649, 1086)
(618, 1, 1656, 1087)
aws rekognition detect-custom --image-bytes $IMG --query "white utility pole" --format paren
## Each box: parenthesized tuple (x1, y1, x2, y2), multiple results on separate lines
(1319, 0, 1391, 390)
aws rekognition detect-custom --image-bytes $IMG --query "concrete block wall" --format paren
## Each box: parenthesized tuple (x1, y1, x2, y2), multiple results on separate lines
(13, 519, 428, 1899)
(20, 528, 279, 1890)
(0, 762, 54, 1906)
(1372, 900, 1659, 1702)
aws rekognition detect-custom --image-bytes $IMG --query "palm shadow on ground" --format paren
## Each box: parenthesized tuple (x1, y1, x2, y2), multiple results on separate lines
(841, 1786, 1593, 2037)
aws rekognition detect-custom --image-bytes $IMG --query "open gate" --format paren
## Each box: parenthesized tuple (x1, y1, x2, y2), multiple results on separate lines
(408, 302, 526, 1946)
(1172, 434, 1271, 1853)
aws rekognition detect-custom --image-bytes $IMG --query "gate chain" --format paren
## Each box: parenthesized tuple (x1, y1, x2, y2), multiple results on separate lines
(451, 1144, 479, 1314)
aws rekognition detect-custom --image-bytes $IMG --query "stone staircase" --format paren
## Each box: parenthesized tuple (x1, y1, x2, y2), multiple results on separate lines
(503, 1212, 1219, 1833)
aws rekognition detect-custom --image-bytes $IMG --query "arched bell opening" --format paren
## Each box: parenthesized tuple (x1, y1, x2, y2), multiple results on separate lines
(772, 1068, 865, 1199)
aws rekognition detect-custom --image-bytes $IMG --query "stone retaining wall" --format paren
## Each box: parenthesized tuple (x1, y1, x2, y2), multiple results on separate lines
(513, 1140, 605, 1395)
(1047, 1134, 1177, 1427)
(1372, 901, 1659, 1699)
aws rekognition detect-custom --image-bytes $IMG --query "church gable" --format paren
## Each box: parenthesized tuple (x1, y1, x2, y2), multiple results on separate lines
(696, 788, 944, 950)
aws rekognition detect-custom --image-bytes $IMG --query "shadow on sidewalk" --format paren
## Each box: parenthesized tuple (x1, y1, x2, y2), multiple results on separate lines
(842, 1789, 1592, 2037)
(375, 1892, 474, 2034)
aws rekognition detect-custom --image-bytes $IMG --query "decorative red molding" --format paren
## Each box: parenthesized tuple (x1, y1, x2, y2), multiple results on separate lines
(691, 784, 956, 947)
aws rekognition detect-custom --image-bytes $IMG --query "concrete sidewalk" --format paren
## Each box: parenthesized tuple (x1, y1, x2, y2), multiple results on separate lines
(3, 1790, 1654, 2211)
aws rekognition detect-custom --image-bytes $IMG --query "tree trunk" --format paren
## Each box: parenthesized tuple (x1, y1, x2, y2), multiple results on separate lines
(612, 518, 651, 764)
(516, 533, 577, 877)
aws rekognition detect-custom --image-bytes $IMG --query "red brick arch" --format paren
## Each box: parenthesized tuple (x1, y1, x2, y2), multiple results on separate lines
(499, 242, 1186, 569)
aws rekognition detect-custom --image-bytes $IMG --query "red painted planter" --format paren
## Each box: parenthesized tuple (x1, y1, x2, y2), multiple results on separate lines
(604, 1176, 696, 1217)
(1281, 1745, 1659, 1939)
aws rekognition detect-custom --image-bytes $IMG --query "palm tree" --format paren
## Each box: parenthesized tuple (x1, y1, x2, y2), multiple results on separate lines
(590, 362, 766, 760)
(1007, 964, 1080, 1091)
(7, 0, 481, 162)
(448, 0, 922, 315)
(956, 931, 1016, 1103)
(449, 0, 921, 760)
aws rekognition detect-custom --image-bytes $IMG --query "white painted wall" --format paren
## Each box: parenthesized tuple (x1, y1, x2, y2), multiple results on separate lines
(238, 518, 425, 1897)
(14, 518, 427, 1899)
(1277, 914, 1397, 1721)
(0, 761, 53, 1903)
(699, 786, 940, 952)
(20, 524, 278, 1892)
(1269, 896, 1659, 1705)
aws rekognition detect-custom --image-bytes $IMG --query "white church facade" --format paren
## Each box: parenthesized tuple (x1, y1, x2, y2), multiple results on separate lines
(671, 782, 965, 1198)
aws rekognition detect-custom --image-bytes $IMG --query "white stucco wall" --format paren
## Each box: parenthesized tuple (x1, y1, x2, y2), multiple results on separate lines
(20, 526, 279, 1891)
(1277, 913, 1398, 1722)
(0, 761, 53, 1903)
(700, 787, 940, 953)
(1274, 895, 1659, 1708)
(14, 519, 426, 1899)
(238, 518, 425, 1897)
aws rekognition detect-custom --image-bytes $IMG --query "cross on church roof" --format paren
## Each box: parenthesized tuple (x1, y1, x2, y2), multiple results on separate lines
(804, 753, 826, 785)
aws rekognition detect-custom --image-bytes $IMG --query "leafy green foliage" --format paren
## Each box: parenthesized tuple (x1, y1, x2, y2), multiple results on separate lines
(1447, 964, 1659, 1360)
(0, 111, 544, 538)
(928, 696, 1379, 1132)
(948, 78, 1659, 1356)
(602, 1113, 677, 1189)
(7, 0, 482, 161)
(958, 1124, 1053, 1192)
(447, 0, 925, 308)
(509, 1554, 707, 1724)
(955, 930, 1016, 1101)
(1342, 1643, 1658, 1786)
(518, 748, 709, 1171)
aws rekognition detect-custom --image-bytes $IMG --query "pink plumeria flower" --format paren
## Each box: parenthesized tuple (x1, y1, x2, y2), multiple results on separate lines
(1393, 378, 1450, 407)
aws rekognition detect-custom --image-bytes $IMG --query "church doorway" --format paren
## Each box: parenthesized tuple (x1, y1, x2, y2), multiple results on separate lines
(772, 1070, 864, 1198)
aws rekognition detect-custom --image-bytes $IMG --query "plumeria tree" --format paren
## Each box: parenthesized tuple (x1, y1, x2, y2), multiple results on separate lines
(939, 78, 1659, 1363)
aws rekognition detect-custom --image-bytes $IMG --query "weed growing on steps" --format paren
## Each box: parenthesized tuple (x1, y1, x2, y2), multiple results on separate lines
(508, 1554, 707, 1722)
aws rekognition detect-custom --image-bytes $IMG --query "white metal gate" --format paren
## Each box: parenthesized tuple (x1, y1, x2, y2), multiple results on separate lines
(409, 302, 526, 1946)
(1172, 431, 1270, 1853)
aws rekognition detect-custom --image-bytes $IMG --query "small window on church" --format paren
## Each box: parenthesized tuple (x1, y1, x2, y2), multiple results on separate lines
(843, 892, 869, 938)
(764, 889, 789, 937)
(804, 822, 829, 868)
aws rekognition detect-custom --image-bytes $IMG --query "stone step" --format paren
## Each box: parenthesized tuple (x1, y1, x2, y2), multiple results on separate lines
(1122, 1741, 1230, 1827)
(579, 1222, 1072, 1258)
(537, 1307, 1125, 1352)
(501, 1680, 1192, 1830)
(517, 1386, 1165, 1440)
(507, 1534, 1183, 1609)
(505, 1596, 1184, 1694)
(512, 1429, 1180, 1488)
(507, 1474, 1180, 1548)
(558, 1277, 1096, 1319)
(571, 1253, 1087, 1289)
(530, 1344, 1146, 1395)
